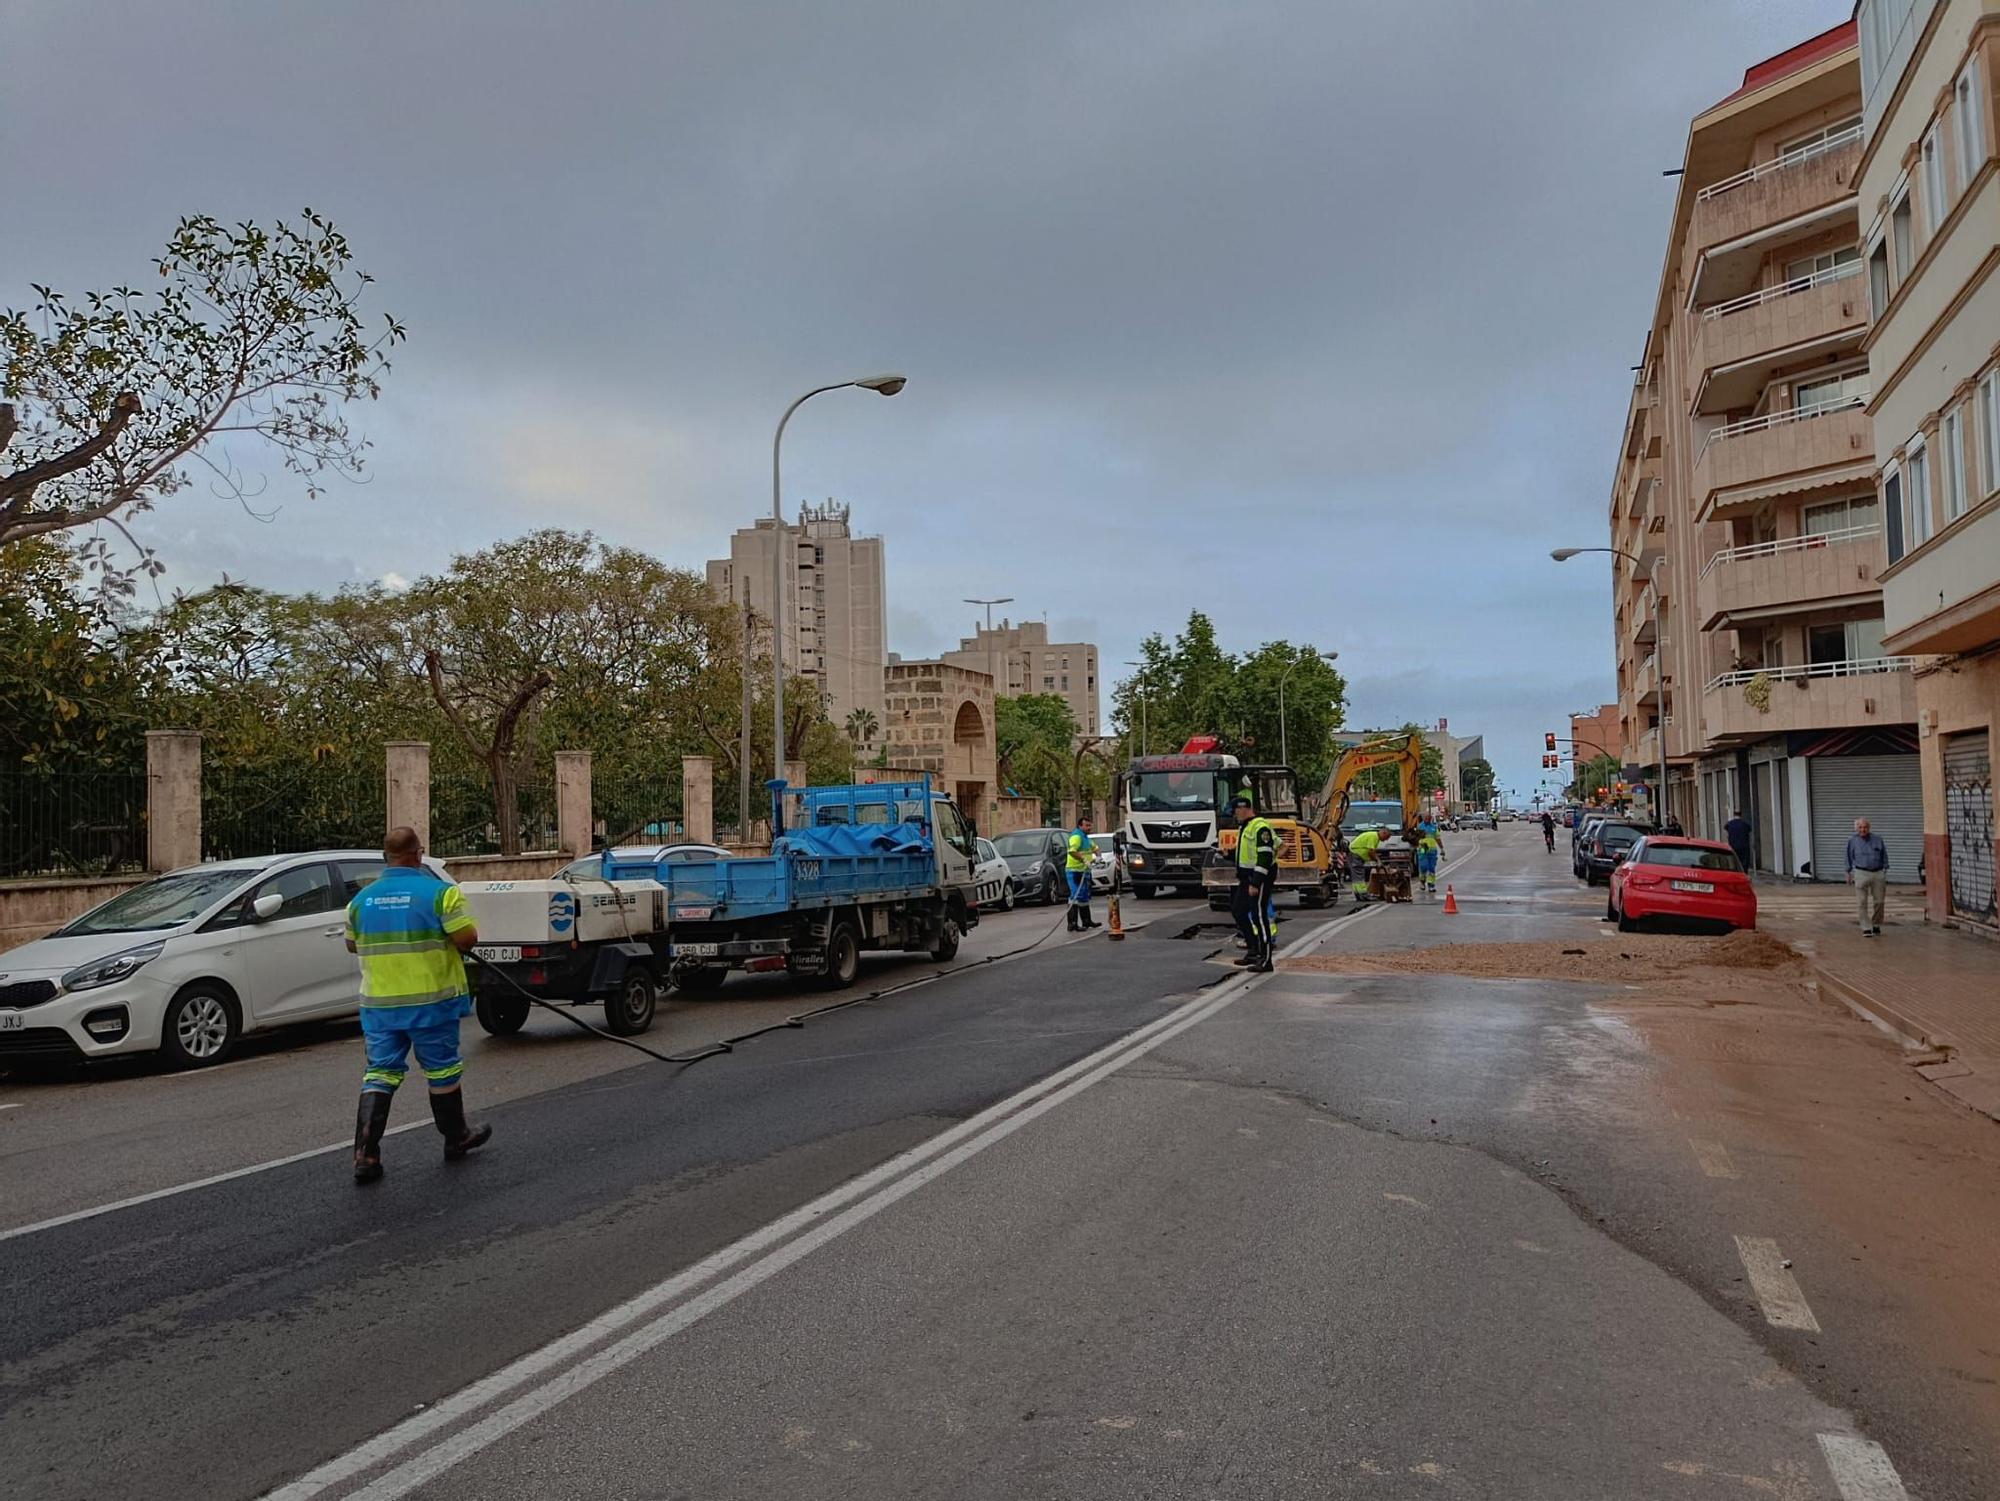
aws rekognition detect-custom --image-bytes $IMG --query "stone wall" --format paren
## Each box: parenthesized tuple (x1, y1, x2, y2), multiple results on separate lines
(881, 661, 999, 824)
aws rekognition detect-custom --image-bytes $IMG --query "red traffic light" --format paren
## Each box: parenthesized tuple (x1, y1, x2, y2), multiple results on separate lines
(1544, 731, 1558, 752)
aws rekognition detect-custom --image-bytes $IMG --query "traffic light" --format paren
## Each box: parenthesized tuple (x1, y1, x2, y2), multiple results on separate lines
(1544, 731, 1558, 753)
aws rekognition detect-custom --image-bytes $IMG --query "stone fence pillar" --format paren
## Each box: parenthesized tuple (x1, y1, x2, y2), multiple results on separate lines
(681, 756, 714, 843)
(385, 741, 431, 849)
(784, 759, 808, 790)
(555, 750, 592, 856)
(145, 730, 201, 873)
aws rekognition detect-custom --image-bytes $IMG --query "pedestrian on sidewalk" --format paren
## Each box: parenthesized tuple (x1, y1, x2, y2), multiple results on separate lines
(1724, 809, 1752, 869)
(1064, 811, 1099, 931)
(345, 826, 492, 1183)
(1845, 817, 1890, 936)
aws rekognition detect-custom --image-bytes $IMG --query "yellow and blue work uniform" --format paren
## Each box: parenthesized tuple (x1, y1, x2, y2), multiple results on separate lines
(1065, 825, 1096, 926)
(1416, 828, 1442, 892)
(1348, 827, 1383, 898)
(346, 866, 476, 1095)
(1233, 812, 1279, 966)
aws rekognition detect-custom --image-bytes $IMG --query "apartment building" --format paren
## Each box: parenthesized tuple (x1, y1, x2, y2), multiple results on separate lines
(706, 501, 888, 742)
(940, 619, 1101, 737)
(1569, 704, 1623, 767)
(1856, 0, 2000, 928)
(1608, 21, 1924, 882)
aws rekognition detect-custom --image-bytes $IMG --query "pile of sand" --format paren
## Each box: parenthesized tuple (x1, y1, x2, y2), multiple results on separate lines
(1279, 927, 1800, 983)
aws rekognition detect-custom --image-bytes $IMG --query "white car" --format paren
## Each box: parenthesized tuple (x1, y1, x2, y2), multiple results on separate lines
(0, 850, 448, 1069)
(1088, 833, 1123, 893)
(972, 838, 1015, 911)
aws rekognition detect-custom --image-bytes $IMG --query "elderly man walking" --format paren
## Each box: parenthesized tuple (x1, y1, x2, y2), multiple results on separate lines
(1845, 817, 1890, 937)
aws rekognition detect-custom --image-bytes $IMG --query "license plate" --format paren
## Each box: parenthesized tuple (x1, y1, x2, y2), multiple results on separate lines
(675, 906, 714, 921)
(0, 1012, 22, 1031)
(1163, 858, 1192, 869)
(1670, 880, 1714, 894)
(676, 942, 720, 958)
(472, 945, 521, 964)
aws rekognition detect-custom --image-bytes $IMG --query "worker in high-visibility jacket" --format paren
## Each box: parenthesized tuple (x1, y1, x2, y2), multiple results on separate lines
(1231, 794, 1279, 971)
(1415, 823, 1443, 896)
(1064, 811, 1100, 931)
(1347, 826, 1384, 903)
(344, 826, 492, 1184)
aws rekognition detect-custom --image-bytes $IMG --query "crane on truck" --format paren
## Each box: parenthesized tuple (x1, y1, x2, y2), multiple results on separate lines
(1204, 731, 1428, 908)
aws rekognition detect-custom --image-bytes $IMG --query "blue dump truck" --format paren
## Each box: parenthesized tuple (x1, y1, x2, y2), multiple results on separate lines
(459, 778, 987, 1037)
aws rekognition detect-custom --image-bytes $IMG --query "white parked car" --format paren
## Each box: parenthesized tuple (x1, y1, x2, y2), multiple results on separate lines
(972, 838, 1015, 911)
(1088, 833, 1123, 893)
(0, 850, 449, 1069)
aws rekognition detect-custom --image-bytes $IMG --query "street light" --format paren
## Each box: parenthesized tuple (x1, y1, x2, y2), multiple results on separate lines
(1278, 649, 1340, 769)
(770, 375, 907, 799)
(1552, 544, 1667, 828)
(964, 596, 1015, 698)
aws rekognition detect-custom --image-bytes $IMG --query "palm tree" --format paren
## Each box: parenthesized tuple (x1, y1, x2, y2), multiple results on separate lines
(844, 707, 879, 748)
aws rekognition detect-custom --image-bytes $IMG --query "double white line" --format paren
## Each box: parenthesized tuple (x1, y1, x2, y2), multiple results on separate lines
(269, 910, 1364, 1500)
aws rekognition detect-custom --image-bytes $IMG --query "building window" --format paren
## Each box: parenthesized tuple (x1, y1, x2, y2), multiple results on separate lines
(1867, 235, 1890, 316)
(1979, 371, 2000, 500)
(1042, 676, 1055, 690)
(1891, 190, 1913, 277)
(1061, 675, 1070, 691)
(1959, 63, 1987, 179)
(1803, 496, 1879, 537)
(1795, 369, 1868, 411)
(1784, 246, 1860, 287)
(1942, 403, 1969, 521)
(1883, 465, 1904, 563)
(1923, 126, 1946, 233)
(1777, 115, 1862, 163)
(1906, 434, 1933, 547)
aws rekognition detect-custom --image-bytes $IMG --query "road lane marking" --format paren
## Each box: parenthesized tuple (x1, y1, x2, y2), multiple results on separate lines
(1734, 1235, 1820, 1331)
(1816, 1434, 1911, 1500)
(1690, 1139, 1738, 1179)
(0, 1101, 23, 1111)
(270, 943, 1309, 1501)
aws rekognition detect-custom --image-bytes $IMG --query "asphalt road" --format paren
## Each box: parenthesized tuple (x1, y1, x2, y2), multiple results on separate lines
(3, 830, 1981, 1498)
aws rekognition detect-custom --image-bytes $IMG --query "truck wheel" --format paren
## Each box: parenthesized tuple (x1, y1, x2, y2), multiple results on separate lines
(821, 920, 862, 989)
(475, 992, 531, 1036)
(672, 965, 729, 996)
(929, 916, 961, 962)
(602, 967, 658, 1035)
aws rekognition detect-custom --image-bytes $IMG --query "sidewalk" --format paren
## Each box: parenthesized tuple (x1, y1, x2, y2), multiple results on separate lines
(1757, 880, 2000, 1124)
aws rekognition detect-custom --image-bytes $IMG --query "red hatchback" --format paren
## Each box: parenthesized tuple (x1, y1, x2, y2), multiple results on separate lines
(1606, 836, 1757, 933)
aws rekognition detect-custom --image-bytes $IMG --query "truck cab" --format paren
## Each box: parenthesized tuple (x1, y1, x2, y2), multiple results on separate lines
(1120, 751, 1238, 897)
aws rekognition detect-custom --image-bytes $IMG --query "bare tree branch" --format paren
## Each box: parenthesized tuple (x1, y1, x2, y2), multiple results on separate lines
(0, 390, 140, 514)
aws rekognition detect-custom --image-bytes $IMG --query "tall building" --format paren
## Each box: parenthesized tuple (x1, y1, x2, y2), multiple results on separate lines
(706, 502, 887, 741)
(1856, 0, 1999, 928)
(940, 619, 1100, 736)
(1607, 21, 1924, 882)
(1570, 705, 1623, 767)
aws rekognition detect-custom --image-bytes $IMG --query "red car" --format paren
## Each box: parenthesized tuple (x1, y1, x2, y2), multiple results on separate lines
(1606, 836, 1757, 933)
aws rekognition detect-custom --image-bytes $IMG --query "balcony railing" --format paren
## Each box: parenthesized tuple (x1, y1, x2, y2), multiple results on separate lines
(1695, 123, 1863, 202)
(1704, 656, 1912, 695)
(1699, 258, 1862, 321)
(1697, 393, 1867, 463)
(1698, 523, 1880, 579)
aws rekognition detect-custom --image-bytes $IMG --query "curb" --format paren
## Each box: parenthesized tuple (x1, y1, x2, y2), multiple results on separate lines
(1807, 966, 1952, 1055)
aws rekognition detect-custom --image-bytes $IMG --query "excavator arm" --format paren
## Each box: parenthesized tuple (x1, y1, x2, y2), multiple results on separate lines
(1313, 731, 1426, 842)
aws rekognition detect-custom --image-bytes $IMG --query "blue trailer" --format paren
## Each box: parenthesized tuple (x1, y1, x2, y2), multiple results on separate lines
(597, 778, 984, 995)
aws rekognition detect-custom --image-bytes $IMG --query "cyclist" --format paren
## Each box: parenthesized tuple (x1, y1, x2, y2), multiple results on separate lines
(1540, 810, 1556, 853)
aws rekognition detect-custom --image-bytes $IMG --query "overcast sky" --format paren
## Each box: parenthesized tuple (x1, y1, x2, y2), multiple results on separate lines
(5, 0, 1850, 799)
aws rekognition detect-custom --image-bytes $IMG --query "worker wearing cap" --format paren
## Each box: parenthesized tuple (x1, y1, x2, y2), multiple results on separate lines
(344, 826, 491, 1184)
(1231, 794, 1279, 971)
(1348, 826, 1384, 903)
(1065, 811, 1100, 931)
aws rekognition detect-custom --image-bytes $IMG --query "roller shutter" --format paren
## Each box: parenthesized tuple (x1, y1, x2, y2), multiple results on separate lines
(1809, 754, 1922, 883)
(1944, 731, 1995, 923)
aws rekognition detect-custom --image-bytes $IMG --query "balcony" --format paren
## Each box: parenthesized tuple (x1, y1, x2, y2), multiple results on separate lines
(1636, 725, 1662, 767)
(1700, 658, 1916, 744)
(1689, 127, 1861, 256)
(1692, 398, 1875, 522)
(1883, 504, 2000, 654)
(1696, 525, 1885, 630)
(1691, 265, 1867, 414)
(1620, 461, 1660, 521)
(1633, 652, 1660, 707)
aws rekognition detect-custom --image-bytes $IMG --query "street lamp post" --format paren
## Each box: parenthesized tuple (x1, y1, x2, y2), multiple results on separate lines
(964, 596, 1015, 699)
(770, 375, 906, 802)
(1278, 649, 1340, 769)
(1552, 545, 1667, 829)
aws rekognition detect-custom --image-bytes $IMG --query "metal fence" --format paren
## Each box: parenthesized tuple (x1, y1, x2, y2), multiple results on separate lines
(202, 762, 388, 860)
(0, 770, 149, 878)
(431, 773, 557, 858)
(593, 776, 685, 848)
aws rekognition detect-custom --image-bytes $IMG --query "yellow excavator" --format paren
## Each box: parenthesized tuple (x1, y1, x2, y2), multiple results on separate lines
(1205, 731, 1427, 908)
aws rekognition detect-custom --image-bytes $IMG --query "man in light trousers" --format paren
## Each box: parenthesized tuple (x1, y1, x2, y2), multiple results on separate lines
(1845, 817, 1889, 937)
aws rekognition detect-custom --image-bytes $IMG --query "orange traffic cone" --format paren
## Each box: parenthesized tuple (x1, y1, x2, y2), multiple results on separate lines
(1442, 884, 1459, 915)
(1107, 884, 1125, 941)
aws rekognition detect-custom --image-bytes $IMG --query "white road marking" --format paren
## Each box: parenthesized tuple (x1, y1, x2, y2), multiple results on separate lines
(0, 1121, 431, 1244)
(1690, 1139, 1738, 1179)
(0, 1101, 23, 1111)
(271, 946, 1304, 1501)
(1817, 1434, 1912, 1500)
(1734, 1235, 1820, 1331)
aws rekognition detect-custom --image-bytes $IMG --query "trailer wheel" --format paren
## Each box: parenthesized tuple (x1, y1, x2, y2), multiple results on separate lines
(475, 993, 531, 1036)
(602, 966, 658, 1036)
(672, 966, 729, 996)
(820, 920, 862, 989)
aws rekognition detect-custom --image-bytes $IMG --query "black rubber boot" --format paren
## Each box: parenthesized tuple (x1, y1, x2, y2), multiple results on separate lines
(1066, 904, 1080, 932)
(353, 1091, 392, 1184)
(429, 1088, 492, 1162)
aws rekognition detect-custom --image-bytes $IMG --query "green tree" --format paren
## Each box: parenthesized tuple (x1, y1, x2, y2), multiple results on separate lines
(1460, 756, 1496, 808)
(996, 693, 1079, 818)
(0, 538, 155, 768)
(1227, 642, 1347, 792)
(1568, 752, 1621, 803)
(1350, 724, 1446, 801)
(1, 211, 403, 595)
(843, 706, 879, 748)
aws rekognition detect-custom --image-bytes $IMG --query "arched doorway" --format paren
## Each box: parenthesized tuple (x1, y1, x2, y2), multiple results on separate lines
(951, 700, 987, 819)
